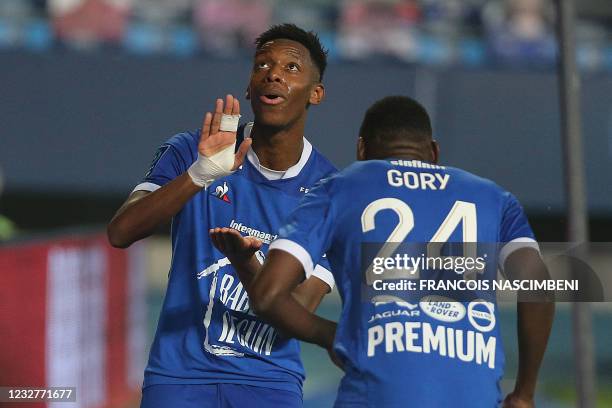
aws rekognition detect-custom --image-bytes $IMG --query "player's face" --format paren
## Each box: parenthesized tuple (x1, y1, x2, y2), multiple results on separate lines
(248, 39, 324, 128)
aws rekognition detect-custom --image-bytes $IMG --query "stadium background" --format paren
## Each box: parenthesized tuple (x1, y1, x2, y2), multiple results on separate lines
(0, 0, 611, 407)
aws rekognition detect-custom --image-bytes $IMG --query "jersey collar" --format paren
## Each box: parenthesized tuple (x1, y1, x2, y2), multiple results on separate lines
(243, 122, 313, 180)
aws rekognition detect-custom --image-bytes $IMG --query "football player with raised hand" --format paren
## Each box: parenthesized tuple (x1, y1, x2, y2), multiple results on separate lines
(108, 24, 337, 408)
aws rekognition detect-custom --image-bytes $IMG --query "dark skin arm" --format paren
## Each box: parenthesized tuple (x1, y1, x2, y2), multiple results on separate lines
(209, 228, 331, 313)
(209, 231, 341, 366)
(107, 95, 251, 248)
(107, 175, 200, 248)
(502, 247, 555, 408)
(250, 248, 336, 348)
(292, 275, 331, 312)
(245, 248, 341, 369)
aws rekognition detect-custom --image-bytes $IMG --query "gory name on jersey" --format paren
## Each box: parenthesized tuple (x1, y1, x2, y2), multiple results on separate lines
(387, 161, 450, 191)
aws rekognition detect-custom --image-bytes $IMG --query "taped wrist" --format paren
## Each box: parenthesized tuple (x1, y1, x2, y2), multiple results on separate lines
(187, 143, 235, 188)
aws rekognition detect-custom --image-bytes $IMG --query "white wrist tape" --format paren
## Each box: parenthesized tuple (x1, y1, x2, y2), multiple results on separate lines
(219, 114, 241, 132)
(187, 143, 235, 188)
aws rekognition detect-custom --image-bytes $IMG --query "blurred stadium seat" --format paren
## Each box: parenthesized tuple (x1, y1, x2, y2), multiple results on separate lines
(0, 0, 609, 69)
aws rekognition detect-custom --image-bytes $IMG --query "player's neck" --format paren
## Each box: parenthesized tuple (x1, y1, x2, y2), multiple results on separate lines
(250, 120, 306, 171)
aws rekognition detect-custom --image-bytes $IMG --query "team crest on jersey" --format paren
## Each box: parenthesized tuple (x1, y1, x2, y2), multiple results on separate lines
(212, 182, 231, 203)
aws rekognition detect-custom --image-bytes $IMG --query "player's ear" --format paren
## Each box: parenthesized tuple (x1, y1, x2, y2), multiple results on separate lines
(309, 83, 325, 105)
(357, 137, 366, 161)
(430, 140, 440, 164)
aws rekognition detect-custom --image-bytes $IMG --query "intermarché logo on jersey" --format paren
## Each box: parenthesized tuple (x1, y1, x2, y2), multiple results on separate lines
(228, 220, 278, 244)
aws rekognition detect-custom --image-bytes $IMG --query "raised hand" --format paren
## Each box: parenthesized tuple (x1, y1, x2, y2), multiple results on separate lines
(199, 94, 251, 170)
(188, 95, 252, 187)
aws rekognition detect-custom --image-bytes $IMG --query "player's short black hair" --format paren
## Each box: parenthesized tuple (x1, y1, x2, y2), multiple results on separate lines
(360, 96, 432, 147)
(255, 23, 328, 81)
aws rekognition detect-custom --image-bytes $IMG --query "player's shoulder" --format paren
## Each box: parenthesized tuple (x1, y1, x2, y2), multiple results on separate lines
(308, 144, 338, 178)
(162, 129, 200, 155)
(446, 165, 498, 186)
(290, 143, 337, 190)
(444, 164, 516, 203)
(315, 160, 385, 193)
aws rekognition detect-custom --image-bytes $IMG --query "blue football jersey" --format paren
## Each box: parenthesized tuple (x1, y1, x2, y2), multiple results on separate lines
(271, 159, 538, 407)
(135, 123, 337, 396)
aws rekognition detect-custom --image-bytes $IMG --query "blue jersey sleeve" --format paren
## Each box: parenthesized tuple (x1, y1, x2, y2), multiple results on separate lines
(269, 179, 337, 287)
(498, 192, 539, 269)
(134, 132, 196, 192)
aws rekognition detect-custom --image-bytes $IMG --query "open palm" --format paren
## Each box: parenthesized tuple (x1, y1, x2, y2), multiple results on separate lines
(199, 94, 251, 170)
(209, 227, 263, 262)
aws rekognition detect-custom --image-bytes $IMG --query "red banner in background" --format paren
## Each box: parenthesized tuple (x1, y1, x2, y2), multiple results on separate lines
(0, 233, 147, 408)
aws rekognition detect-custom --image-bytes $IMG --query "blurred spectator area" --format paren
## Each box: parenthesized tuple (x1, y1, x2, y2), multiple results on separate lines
(50, 0, 130, 47)
(194, 0, 272, 56)
(0, 0, 610, 69)
(483, 0, 557, 67)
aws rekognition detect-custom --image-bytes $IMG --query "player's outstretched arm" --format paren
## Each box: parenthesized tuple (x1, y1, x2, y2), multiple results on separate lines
(502, 248, 555, 408)
(209, 228, 330, 313)
(247, 248, 336, 349)
(291, 273, 330, 312)
(107, 95, 250, 248)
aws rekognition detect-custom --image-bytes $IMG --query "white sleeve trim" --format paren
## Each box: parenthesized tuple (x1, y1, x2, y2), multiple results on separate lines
(269, 239, 314, 277)
(132, 182, 161, 193)
(311, 264, 335, 291)
(499, 237, 540, 270)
